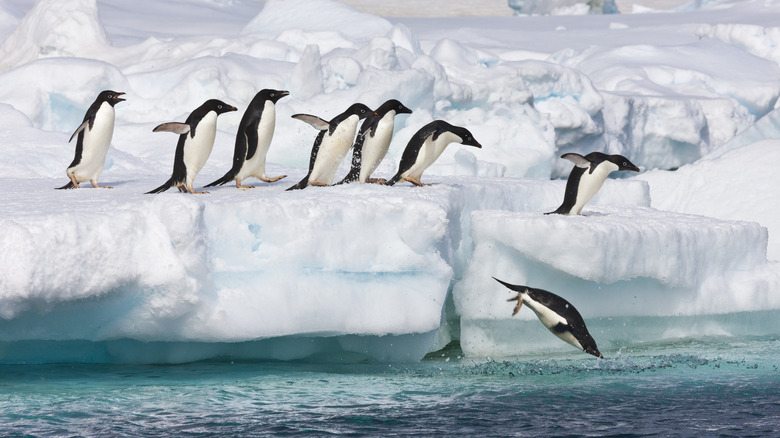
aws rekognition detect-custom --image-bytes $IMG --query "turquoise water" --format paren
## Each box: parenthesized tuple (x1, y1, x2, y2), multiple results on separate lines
(1, 337, 779, 436)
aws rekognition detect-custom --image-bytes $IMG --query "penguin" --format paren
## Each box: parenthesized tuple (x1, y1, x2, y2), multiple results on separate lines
(385, 120, 481, 186)
(493, 277, 603, 358)
(57, 90, 125, 189)
(547, 152, 640, 215)
(286, 103, 374, 191)
(337, 99, 412, 185)
(146, 99, 237, 194)
(205, 89, 289, 189)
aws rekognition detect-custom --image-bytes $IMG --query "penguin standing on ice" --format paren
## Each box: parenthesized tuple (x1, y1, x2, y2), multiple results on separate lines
(385, 120, 481, 187)
(493, 277, 603, 358)
(147, 99, 237, 194)
(337, 99, 412, 185)
(547, 152, 640, 215)
(205, 89, 289, 189)
(57, 90, 125, 189)
(286, 103, 374, 191)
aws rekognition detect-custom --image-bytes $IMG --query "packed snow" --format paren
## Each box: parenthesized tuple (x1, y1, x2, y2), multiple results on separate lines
(0, 0, 779, 363)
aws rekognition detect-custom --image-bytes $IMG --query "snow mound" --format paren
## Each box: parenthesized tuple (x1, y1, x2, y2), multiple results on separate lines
(0, 0, 110, 72)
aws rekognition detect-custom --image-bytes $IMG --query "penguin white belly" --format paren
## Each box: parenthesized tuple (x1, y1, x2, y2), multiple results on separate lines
(401, 131, 462, 181)
(309, 115, 360, 185)
(359, 114, 395, 183)
(71, 103, 115, 181)
(238, 101, 276, 180)
(183, 112, 218, 186)
(524, 296, 584, 351)
(569, 161, 619, 215)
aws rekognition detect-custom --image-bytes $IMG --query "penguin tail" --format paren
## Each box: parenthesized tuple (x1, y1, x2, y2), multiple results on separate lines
(285, 176, 309, 191)
(55, 181, 76, 190)
(385, 173, 402, 186)
(204, 170, 237, 188)
(544, 205, 567, 215)
(146, 178, 175, 194)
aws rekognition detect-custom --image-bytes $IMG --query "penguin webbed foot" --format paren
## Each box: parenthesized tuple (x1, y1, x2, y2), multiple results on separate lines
(403, 177, 429, 187)
(506, 294, 522, 316)
(260, 175, 287, 183)
(366, 178, 387, 184)
(90, 181, 112, 189)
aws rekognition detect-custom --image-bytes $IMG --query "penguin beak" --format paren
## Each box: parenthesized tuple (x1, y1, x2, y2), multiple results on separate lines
(115, 92, 126, 103)
(279, 90, 290, 97)
(227, 105, 238, 112)
(626, 164, 640, 172)
(400, 105, 413, 114)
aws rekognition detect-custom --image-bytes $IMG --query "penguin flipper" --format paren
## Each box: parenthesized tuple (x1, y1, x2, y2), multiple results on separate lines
(69, 120, 89, 143)
(55, 181, 76, 190)
(561, 153, 590, 168)
(153, 122, 191, 135)
(146, 177, 175, 194)
(292, 114, 329, 131)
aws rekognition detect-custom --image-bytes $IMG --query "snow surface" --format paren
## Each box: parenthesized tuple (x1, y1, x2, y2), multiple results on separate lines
(0, 0, 779, 363)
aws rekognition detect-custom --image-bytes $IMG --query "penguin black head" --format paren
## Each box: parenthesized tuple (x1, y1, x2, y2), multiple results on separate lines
(607, 154, 640, 172)
(345, 103, 375, 120)
(98, 90, 126, 107)
(203, 99, 238, 115)
(451, 125, 482, 149)
(376, 99, 413, 117)
(257, 89, 290, 104)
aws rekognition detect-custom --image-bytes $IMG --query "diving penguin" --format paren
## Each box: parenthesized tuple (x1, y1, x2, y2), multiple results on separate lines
(286, 103, 374, 191)
(493, 277, 603, 358)
(385, 120, 481, 186)
(57, 90, 125, 189)
(547, 152, 640, 215)
(337, 99, 412, 185)
(205, 89, 289, 189)
(147, 99, 237, 194)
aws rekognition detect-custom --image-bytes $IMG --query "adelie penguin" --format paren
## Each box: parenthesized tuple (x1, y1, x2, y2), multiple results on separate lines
(493, 277, 603, 358)
(337, 99, 412, 185)
(286, 103, 374, 191)
(385, 120, 481, 186)
(547, 152, 640, 215)
(57, 90, 125, 189)
(147, 99, 237, 194)
(205, 89, 289, 189)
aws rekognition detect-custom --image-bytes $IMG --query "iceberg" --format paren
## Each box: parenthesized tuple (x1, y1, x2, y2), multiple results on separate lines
(0, 0, 779, 363)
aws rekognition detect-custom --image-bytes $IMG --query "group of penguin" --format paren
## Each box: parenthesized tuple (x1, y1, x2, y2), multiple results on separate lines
(58, 88, 641, 359)
(57, 89, 482, 194)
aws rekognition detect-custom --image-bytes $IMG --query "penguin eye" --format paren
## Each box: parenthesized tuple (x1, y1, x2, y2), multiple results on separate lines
(107, 94, 113, 98)
(217, 104, 223, 109)
(623, 161, 628, 166)
(270, 93, 275, 97)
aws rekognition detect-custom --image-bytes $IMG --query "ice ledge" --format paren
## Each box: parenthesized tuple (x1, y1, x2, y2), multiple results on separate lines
(455, 206, 780, 357)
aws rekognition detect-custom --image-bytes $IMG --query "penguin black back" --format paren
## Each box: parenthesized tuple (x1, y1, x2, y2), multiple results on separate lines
(386, 120, 480, 186)
(547, 152, 639, 215)
(286, 103, 373, 191)
(338, 99, 413, 185)
(57, 90, 126, 189)
(205, 89, 289, 188)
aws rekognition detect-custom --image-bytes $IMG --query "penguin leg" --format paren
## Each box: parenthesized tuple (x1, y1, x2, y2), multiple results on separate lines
(507, 294, 523, 316)
(260, 175, 287, 183)
(67, 173, 81, 188)
(236, 180, 254, 189)
(185, 184, 209, 194)
(366, 178, 387, 184)
(90, 180, 112, 189)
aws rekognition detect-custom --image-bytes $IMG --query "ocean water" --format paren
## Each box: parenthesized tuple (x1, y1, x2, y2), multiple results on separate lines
(1, 337, 779, 437)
